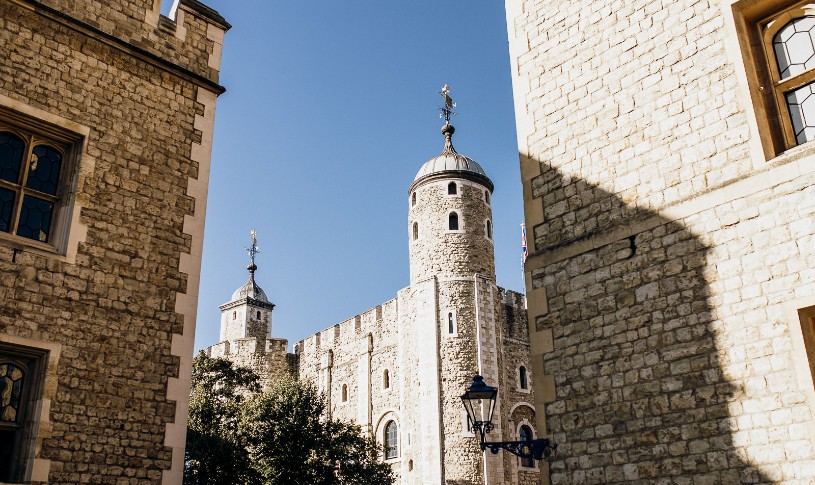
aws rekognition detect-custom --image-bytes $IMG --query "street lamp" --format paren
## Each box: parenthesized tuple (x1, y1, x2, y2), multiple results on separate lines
(461, 375, 557, 461)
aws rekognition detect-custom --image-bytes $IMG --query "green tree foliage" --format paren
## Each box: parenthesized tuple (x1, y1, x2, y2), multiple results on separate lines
(185, 352, 261, 485)
(242, 377, 393, 485)
(185, 353, 394, 485)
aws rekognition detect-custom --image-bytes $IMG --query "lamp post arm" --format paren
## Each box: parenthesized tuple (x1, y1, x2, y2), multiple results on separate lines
(478, 436, 558, 461)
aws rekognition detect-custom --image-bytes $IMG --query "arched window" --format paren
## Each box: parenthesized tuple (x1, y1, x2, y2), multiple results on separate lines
(486, 220, 492, 239)
(448, 182, 457, 195)
(413, 222, 419, 240)
(519, 366, 528, 390)
(485, 190, 490, 204)
(383, 369, 390, 389)
(448, 212, 459, 231)
(385, 420, 399, 459)
(232, 311, 236, 320)
(411, 192, 416, 206)
(256, 310, 261, 319)
(519, 425, 534, 468)
(341, 384, 348, 402)
(448, 312, 455, 334)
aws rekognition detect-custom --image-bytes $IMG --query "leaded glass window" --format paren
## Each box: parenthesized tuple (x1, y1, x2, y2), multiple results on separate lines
(384, 420, 398, 459)
(0, 363, 24, 424)
(0, 128, 65, 243)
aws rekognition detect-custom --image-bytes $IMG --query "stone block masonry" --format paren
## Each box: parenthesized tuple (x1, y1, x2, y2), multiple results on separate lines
(0, 0, 228, 483)
(507, 0, 815, 483)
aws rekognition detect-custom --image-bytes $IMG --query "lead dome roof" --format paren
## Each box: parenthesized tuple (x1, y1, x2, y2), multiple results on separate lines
(411, 124, 493, 192)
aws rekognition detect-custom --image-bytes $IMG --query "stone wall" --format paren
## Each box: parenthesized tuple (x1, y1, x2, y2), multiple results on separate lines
(507, 0, 815, 483)
(0, 0, 227, 483)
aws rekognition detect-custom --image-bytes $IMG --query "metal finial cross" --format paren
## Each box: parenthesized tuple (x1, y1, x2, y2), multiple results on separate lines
(438, 84, 457, 124)
(246, 228, 261, 266)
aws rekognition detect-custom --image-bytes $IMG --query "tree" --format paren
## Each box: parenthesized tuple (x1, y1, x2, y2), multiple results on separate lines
(241, 377, 394, 485)
(184, 354, 394, 484)
(184, 352, 261, 485)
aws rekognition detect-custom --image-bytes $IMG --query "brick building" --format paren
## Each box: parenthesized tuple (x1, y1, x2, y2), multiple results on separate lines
(506, 0, 815, 483)
(0, 0, 228, 482)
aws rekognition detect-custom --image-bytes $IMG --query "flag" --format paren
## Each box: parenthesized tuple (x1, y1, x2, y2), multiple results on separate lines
(521, 223, 528, 265)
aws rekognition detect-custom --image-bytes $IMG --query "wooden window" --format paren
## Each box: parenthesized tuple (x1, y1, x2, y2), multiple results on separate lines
(384, 420, 399, 459)
(0, 111, 81, 252)
(734, 0, 815, 156)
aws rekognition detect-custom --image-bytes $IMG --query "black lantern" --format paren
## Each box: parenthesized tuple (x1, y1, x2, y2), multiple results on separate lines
(461, 375, 558, 461)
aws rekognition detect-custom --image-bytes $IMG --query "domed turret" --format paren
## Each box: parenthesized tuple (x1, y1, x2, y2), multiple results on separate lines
(408, 121, 496, 284)
(219, 230, 275, 341)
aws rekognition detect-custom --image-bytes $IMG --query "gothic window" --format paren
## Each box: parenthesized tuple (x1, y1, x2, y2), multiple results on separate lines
(411, 192, 416, 206)
(519, 425, 534, 468)
(413, 222, 418, 240)
(519, 366, 528, 390)
(384, 420, 399, 459)
(486, 220, 492, 239)
(447, 182, 457, 195)
(383, 369, 390, 389)
(0, 117, 79, 248)
(0, 346, 45, 483)
(341, 384, 348, 403)
(448, 212, 459, 231)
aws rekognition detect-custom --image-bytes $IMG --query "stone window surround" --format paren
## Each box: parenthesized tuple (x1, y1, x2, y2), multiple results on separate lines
(382, 369, 391, 391)
(726, 0, 815, 159)
(410, 191, 416, 207)
(411, 221, 419, 242)
(784, 297, 815, 434)
(515, 419, 538, 471)
(446, 310, 458, 337)
(484, 218, 493, 242)
(446, 181, 459, 196)
(445, 210, 465, 234)
(516, 364, 531, 393)
(0, 335, 61, 483)
(0, 96, 90, 262)
(374, 409, 401, 462)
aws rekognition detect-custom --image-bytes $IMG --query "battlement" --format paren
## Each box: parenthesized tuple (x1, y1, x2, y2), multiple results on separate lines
(25, 0, 229, 89)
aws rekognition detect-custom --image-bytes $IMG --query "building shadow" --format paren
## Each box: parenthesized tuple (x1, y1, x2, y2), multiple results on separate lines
(525, 159, 771, 484)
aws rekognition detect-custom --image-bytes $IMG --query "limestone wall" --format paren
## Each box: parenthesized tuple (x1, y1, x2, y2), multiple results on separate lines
(0, 0, 227, 482)
(507, 0, 815, 483)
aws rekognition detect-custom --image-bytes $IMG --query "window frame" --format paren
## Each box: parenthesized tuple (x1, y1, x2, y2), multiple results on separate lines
(384, 420, 399, 460)
(517, 424, 536, 469)
(0, 110, 82, 254)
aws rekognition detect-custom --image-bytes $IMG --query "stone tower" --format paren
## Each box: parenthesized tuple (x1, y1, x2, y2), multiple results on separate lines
(406, 120, 508, 483)
(207, 232, 294, 389)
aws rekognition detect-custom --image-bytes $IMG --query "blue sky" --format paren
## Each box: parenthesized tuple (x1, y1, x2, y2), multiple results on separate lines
(166, 1, 525, 352)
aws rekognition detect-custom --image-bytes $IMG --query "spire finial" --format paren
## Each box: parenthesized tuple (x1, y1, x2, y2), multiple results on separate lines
(246, 228, 260, 274)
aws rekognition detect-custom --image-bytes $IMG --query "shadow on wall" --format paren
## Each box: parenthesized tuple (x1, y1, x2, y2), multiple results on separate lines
(526, 158, 770, 484)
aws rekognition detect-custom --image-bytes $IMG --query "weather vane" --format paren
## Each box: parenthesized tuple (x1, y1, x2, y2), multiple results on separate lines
(246, 228, 261, 267)
(438, 84, 457, 124)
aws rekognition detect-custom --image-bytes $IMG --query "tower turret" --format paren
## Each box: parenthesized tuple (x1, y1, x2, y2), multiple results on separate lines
(408, 120, 495, 284)
(219, 229, 275, 341)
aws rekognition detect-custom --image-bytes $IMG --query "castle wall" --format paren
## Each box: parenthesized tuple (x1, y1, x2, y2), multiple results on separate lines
(0, 0, 227, 482)
(507, 0, 815, 482)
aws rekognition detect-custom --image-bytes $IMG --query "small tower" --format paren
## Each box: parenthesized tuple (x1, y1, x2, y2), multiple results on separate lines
(408, 87, 496, 284)
(218, 229, 275, 342)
